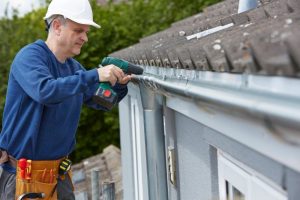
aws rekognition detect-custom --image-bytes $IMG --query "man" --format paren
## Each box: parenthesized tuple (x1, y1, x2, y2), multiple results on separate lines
(0, 0, 130, 199)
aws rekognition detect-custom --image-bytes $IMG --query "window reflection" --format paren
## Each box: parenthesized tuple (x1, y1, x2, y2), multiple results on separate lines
(233, 187, 245, 200)
(225, 180, 245, 200)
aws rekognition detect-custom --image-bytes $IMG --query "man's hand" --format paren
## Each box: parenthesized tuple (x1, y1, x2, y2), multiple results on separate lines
(97, 64, 131, 85)
(118, 74, 132, 85)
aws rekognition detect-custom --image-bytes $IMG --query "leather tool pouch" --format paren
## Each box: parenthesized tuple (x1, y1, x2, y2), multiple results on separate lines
(15, 158, 74, 200)
(15, 167, 58, 200)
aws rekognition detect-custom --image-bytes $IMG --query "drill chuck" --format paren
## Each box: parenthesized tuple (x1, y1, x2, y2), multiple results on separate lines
(127, 62, 144, 75)
(101, 57, 143, 75)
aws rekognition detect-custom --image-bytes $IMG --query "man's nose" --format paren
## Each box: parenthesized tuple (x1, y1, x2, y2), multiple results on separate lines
(81, 32, 88, 42)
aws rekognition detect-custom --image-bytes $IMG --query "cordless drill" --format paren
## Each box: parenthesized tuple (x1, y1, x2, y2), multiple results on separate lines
(93, 57, 144, 109)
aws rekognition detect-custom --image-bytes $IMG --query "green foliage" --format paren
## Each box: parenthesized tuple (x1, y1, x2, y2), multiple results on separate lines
(0, 0, 220, 163)
(0, 9, 47, 126)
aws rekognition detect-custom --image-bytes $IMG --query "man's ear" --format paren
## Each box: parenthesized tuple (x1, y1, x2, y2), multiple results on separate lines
(52, 19, 62, 35)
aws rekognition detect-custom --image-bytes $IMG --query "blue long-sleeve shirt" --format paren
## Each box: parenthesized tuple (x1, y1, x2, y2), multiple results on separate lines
(0, 40, 128, 173)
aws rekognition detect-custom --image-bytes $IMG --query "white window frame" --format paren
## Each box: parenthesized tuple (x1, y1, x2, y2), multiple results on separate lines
(130, 98, 149, 200)
(218, 151, 287, 200)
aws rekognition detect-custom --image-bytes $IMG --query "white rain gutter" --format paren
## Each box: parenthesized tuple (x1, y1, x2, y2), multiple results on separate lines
(133, 67, 300, 128)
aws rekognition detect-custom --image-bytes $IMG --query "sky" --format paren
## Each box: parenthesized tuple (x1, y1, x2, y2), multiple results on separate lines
(0, 0, 46, 18)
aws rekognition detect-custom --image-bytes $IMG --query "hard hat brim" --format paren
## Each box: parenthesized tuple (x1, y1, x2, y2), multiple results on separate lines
(74, 19, 101, 28)
(43, 16, 101, 29)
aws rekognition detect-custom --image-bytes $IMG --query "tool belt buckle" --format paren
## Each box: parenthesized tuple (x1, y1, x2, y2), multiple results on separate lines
(58, 158, 72, 177)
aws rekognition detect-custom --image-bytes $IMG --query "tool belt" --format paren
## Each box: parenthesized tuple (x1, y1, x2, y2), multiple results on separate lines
(1, 151, 73, 200)
(17, 159, 63, 200)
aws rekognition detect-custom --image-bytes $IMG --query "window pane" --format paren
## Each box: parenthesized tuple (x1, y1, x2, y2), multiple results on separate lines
(225, 181, 229, 200)
(233, 187, 245, 200)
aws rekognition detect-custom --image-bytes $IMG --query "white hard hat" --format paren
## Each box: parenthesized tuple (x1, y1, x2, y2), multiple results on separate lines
(44, 0, 100, 28)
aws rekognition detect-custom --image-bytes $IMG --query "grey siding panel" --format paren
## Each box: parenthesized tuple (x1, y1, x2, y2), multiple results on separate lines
(203, 126, 285, 188)
(209, 145, 219, 198)
(174, 110, 285, 193)
(286, 168, 300, 200)
(174, 111, 218, 200)
(163, 107, 180, 200)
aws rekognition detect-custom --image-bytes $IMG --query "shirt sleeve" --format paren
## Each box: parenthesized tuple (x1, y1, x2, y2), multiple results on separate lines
(11, 45, 99, 106)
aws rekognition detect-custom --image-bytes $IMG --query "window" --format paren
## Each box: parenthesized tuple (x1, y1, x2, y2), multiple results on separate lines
(226, 181, 245, 200)
(218, 151, 287, 200)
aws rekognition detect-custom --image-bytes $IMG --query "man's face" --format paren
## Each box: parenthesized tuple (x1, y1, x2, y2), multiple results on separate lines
(58, 19, 90, 58)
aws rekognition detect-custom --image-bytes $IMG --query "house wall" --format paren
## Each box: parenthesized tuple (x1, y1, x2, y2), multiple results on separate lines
(119, 73, 300, 200)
